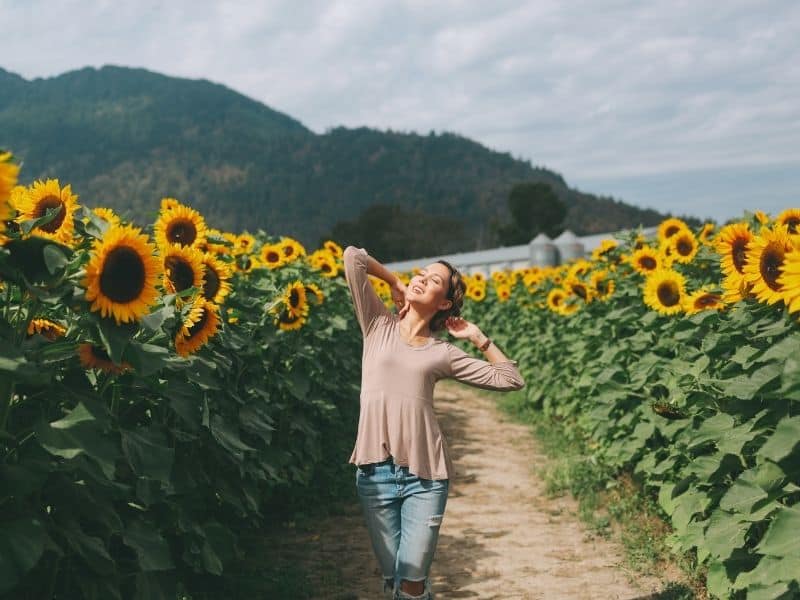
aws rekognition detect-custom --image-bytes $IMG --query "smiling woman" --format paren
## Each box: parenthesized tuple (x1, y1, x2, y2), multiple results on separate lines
(342, 245, 524, 599)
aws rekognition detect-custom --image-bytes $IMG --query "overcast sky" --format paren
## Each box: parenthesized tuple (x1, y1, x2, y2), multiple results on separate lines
(3, 0, 799, 224)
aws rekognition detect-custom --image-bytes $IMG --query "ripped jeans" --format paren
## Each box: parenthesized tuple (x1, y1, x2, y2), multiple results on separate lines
(356, 455, 449, 599)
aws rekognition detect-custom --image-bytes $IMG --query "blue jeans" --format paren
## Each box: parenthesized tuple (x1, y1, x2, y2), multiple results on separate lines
(356, 455, 449, 599)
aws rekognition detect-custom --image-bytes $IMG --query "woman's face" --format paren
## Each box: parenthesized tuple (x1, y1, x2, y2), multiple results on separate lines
(407, 263, 452, 310)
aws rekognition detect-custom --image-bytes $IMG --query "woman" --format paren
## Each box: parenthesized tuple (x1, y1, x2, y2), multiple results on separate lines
(343, 246, 525, 600)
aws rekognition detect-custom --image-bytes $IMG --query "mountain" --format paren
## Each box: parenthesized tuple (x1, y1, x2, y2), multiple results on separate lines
(0, 65, 694, 250)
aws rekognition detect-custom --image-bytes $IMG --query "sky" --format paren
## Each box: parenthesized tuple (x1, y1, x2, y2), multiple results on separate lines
(3, 0, 799, 224)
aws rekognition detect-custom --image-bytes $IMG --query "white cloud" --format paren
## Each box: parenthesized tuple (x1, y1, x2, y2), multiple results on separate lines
(2, 0, 798, 221)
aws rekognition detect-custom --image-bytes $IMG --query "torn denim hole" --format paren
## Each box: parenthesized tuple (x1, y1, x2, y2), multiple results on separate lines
(426, 514, 443, 527)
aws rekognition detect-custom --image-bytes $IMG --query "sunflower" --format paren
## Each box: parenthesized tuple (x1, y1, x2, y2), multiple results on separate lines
(260, 243, 286, 269)
(547, 288, 567, 313)
(698, 222, 716, 246)
(560, 300, 580, 316)
(590, 270, 615, 301)
(236, 254, 261, 273)
(160, 197, 184, 212)
(78, 343, 132, 374)
(715, 222, 753, 301)
(495, 283, 511, 302)
(682, 289, 726, 315)
(565, 277, 592, 303)
(658, 217, 689, 242)
(234, 233, 256, 255)
(628, 245, 663, 275)
(778, 245, 800, 313)
(15, 179, 78, 245)
(591, 239, 618, 262)
(323, 240, 343, 258)
(279, 236, 306, 261)
(776, 208, 800, 237)
(92, 207, 121, 227)
(201, 253, 232, 304)
(471, 272, 486, 283)
(283, 281, 309, 318)
(154, 204, 207, 249)
(175, 298, 220, 357)
(304, 282, 325, 305)
(201, 228, 231, 254)
(84, 225, 162, 324)
(643, 269, 686, 315)
(161, 243, 206, 297)
(314, 253, 339, 278)
(491, 270, 509, 285)
(567, 260, 592, 279)
(27, 318, 66, 340)
(669, 230, 699, 264)
(754, 210, 771, 226)
(468, 285, 486, 301)
(742, 224, 796, 305)
(274, 306, 308, 331)
(1, 153, 19, 241)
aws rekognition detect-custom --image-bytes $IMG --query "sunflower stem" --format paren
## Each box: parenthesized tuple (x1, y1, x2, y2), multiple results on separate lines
(0, 377, 15, 435)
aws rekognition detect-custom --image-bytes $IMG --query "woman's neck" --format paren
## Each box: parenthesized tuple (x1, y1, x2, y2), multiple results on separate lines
(399, 308, 432, 339)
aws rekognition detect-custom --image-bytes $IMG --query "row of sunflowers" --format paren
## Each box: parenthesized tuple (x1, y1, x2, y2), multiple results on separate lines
(485, 209, 800, 597)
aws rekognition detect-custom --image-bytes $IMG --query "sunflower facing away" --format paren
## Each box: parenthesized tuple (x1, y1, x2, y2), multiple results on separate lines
(591, 239, 618, 262)
(698, 223, 715, 246)
(682, 289, 726, 315)
(161, 243, 206, 296)
(92, 207, 122, 228)
(590, 270, 615, 301)
(304, 282, 325, 305)
(175, 298, 220, 357)
(643, 269, 687, 315)
(15, 179, 78, 245)
(201, 253, 232, 304)
(78, 342, 132, 374)
(742, 224, 797, 305)
(27, 318, 67, 340)
(154, 204, 207, 249)
(84, 225, 162, 324)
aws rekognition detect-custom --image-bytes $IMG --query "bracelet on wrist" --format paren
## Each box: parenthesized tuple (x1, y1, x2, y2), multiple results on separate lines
(478, 336, 492, 352)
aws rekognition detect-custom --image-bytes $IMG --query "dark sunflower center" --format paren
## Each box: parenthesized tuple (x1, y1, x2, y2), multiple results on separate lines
(166, 219, 197, 246)
(35, 195, 66, 233)
(203, 265, 220, 300)
(90, 345, 112, 361)
(165, 256, 195, 292)
(732, 238, 749, 273)
(289, 288, 300, 308)
(676, 238, 694, 256)
(760, 244, 784, 290)
(657, 281, 680, 307)
(321, 263, 331, 273)
(242, 257, 252, 270)
(100, 246, 146, 303)
(283, 246, 294, 257)
(552, 294, 563, 306)
(573, 284, 587, 299)
(784, 217, 799, 234)
(187, 309, 208, 339)
(597, 281, 608, 294)
(266, 251, 280, 263)
(695, 294, 720, 308)
(639, 256, 657, 270)
(279, 309, 300, 324)
(665, 225, 680, 238)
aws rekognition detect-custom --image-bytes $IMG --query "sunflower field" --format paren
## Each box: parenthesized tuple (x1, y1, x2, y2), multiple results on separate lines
(2, 146, 800, 599)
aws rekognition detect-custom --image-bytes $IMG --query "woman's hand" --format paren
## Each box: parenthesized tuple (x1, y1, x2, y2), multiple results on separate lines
(445, 316, 482, 341)
(391, 280, 407, 314)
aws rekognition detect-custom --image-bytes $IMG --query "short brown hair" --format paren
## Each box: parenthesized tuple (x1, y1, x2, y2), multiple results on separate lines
(429, 260, 467, 333)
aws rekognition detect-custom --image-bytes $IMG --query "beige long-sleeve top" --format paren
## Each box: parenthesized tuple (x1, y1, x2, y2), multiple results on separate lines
(343, 246, 525, 484)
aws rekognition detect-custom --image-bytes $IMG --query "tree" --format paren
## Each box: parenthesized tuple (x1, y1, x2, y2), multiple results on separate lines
(491, 182, 567, 244)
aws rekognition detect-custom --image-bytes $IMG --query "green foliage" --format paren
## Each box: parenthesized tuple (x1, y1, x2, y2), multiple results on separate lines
(0, 65, 690, 255)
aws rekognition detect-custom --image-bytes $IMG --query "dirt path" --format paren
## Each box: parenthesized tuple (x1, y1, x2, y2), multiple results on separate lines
(268, 380, 675, 599)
